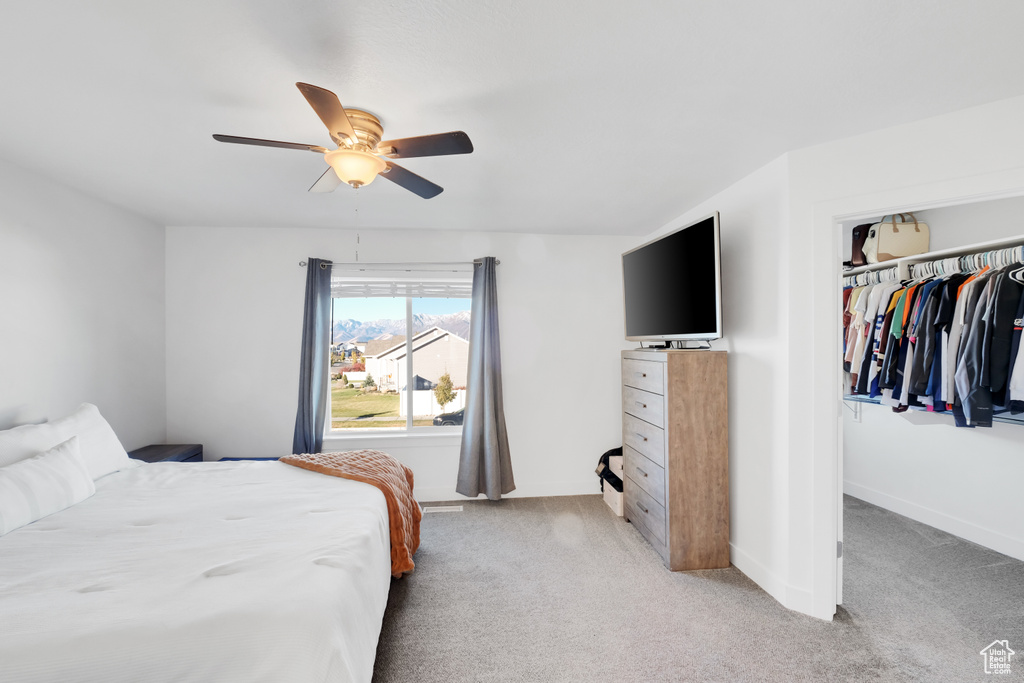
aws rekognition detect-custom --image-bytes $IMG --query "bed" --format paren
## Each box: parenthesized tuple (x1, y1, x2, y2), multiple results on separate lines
(0, 405, 394, 683)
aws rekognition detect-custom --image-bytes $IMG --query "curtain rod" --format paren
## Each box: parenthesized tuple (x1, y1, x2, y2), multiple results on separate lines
(299, 259, 499, 269)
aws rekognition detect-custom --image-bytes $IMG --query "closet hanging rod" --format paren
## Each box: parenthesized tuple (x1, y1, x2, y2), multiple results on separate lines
(907, 244, 1024, 277)
(298, 259, 498, 270)
(844, 236, 1024, 287)
(844, 232, 1024, 277)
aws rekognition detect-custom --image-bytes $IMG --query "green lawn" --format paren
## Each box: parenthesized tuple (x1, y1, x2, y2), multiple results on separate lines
(331, 384, 399, 418)
(329, 382, 442, 428)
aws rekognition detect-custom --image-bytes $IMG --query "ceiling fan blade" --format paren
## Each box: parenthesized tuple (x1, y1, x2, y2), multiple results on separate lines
(295, 82, 359, 147)
(212, 134, 326, 153)
(309, 167, 343, 193)
(377, 131, 473, 158)
(380, 161, 443, 199)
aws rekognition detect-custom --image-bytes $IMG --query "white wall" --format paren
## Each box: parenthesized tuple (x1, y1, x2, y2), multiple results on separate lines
(637, 156, 795, 612)
(165, 226, 634, 500)
(842, 195, 1024, 562)
(844, 404, 1024, 561)
(913, 195, 1024, 249)
(0, 157, 166, 450)
(786, 94, 1024, 618)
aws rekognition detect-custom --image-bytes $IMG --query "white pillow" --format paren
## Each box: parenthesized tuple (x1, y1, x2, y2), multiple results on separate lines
(0, 420, 59, 469)
(0, 404, 131, 480)
(0, 436, 96, 536)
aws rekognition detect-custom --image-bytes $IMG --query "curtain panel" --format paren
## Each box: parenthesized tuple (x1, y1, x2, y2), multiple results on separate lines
(456, 256, 515, 499)
(292, 258, 333, 454)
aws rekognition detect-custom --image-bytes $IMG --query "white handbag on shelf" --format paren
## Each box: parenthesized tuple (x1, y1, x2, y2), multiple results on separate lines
(863, 213, 930, 264)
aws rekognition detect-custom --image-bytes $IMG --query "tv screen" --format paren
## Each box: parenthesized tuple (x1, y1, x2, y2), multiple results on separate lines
(622, 212, 722, 343)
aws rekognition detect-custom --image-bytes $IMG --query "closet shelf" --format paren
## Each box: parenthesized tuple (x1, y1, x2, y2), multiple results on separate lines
(843, 395, 1024, 426)
(844, 233, 1024, 278)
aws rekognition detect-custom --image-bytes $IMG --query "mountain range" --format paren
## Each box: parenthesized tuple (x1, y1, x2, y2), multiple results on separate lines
(332, 311, 471, 343)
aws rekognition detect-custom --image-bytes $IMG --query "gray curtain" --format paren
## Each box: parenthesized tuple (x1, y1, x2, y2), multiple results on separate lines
(456, 257, 515, 499)
(292, 258, 332, 454)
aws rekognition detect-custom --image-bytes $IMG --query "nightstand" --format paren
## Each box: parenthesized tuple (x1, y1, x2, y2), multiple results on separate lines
(128, 444, 203, 463)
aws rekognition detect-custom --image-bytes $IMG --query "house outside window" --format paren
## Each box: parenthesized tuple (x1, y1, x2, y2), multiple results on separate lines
(328, 266, 472, 433)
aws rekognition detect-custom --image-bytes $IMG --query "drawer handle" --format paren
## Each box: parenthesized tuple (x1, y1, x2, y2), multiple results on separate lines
(635, 400, 647, 409)
(636, 502, 649, 514)
(636, 467, 648, 478)
(635, 432, 647, 442)
(634, 371, 647, 378)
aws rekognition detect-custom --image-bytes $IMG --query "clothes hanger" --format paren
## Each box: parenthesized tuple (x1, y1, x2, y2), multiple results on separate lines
(1006, 246, 1024, 283)
(1006, 258, 1024, 284)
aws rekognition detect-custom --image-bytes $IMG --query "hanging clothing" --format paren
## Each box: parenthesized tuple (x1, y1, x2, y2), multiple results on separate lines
(955, 274, 997, 426)
(1006, 283, 1024, 413)
(988, 273, 1023, 406)
(843, 249, 1024, 428)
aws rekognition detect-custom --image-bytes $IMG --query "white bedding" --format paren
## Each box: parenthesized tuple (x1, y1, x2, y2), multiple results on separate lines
(0, 460, 392, 683)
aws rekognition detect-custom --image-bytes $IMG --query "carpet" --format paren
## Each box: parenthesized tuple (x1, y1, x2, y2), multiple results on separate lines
(372, 494, 1023, 682)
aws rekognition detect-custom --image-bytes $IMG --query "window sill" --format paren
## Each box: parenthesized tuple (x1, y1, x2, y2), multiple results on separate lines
(322, 429, 463, 450)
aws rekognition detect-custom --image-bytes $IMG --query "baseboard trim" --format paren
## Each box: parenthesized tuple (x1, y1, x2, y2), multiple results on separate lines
(729, 543, 786, 605)
(728, 542, 821, 618)
(844, 480, 1024, 562)
(415, 479, 602, 503)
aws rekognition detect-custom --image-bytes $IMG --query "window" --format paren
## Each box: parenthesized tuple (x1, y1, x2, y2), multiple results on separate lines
(328, 267, 472, 433)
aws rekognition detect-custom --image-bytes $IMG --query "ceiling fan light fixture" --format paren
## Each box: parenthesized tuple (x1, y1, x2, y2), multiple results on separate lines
(215, 83, 471, 198)
(324, 148, 387, 188)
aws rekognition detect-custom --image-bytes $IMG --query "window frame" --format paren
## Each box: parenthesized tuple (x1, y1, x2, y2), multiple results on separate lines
(325, 289, 471, 439)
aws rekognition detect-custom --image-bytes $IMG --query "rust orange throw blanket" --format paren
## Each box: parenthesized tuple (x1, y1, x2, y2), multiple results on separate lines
(280, 450, 421, 578)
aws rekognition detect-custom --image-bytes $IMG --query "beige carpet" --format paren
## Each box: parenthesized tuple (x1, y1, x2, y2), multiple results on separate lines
(372, 494, 1024, 682)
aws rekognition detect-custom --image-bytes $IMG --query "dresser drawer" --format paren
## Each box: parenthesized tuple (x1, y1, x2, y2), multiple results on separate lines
(622, 359, 664, 394)
(622, 413, 665, 467)
(624, 498, 669, 563)
(623, 445, 666, 504)
(623, 476, 667, 546)
(622, 385, 665, 428)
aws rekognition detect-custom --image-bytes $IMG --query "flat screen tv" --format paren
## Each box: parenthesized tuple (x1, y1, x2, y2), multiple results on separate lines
(622, 211, 723, 344)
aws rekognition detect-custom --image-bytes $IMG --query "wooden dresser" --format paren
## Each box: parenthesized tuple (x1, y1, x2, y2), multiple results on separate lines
(621, 349, 730, 570)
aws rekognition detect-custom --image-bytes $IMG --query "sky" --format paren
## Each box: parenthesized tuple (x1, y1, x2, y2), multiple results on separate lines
(332, 297, 470, 322)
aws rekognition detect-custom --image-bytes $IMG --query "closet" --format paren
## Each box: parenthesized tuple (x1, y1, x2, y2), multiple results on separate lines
(839, 196, 1024, 565)
(843, 235, 1024, 428)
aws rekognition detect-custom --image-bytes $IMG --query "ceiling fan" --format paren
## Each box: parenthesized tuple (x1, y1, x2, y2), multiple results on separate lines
(213, 82, 473, 199)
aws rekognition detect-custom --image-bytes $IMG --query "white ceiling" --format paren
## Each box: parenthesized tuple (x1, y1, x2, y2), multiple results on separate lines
(2, 1, 1024, 236)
